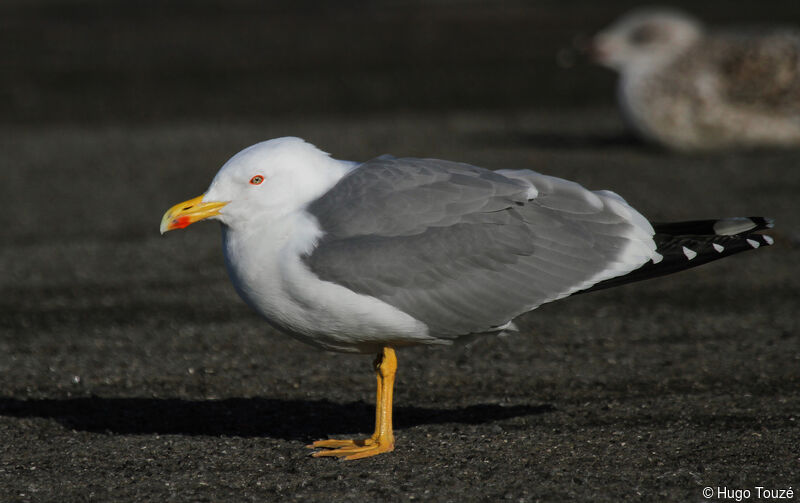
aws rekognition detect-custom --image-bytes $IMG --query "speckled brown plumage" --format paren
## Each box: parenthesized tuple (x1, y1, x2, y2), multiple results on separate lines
(595, 8, 800, 151)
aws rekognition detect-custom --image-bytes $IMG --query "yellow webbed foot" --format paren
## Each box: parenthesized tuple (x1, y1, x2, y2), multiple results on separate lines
(306, 437, 375, 449)
(309, 435, 394, 460)
(309, 347, 398, 461)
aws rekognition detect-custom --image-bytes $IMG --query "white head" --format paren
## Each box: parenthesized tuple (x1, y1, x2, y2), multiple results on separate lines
(592, 7, 703, 73)
(160, 137, 351, 233)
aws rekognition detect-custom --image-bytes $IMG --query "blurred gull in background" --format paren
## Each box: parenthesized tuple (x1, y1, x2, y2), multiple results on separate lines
(593, 7, 800, 151)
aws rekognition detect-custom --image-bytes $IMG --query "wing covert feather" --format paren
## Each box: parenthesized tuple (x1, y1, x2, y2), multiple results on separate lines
(304, 157, 655, 337)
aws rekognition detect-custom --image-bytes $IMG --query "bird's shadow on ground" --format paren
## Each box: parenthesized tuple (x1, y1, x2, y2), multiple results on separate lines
(0, 397, 552, 441)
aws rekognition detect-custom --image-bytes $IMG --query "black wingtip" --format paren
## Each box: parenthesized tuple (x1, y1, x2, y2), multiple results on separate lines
(579, 217, 774, 295)
(653, 216, 774, 236)
(712, 216, 774, 235)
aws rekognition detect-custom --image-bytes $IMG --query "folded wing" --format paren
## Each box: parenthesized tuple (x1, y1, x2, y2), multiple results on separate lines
(304, 157, 656, 338)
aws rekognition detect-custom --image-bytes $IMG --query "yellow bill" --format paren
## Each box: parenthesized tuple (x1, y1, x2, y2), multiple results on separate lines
(160, 194, 227, 234)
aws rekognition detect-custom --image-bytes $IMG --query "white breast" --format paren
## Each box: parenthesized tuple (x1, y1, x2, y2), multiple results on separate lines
(221, 213, 436, 353)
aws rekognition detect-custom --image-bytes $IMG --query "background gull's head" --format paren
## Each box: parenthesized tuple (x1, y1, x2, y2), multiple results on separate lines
(592, 7, 703, 73)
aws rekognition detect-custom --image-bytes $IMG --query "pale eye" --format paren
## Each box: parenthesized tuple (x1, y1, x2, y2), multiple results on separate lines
(249, 175, 264, 185)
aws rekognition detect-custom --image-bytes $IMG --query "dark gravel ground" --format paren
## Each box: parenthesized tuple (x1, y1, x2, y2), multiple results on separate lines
(2, 111, 798, 502)
(1, 2, 799, 502)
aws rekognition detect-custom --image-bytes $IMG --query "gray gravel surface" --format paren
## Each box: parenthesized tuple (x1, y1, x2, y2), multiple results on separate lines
(2, 111, 798, 502)
(1, 1, 799, 501)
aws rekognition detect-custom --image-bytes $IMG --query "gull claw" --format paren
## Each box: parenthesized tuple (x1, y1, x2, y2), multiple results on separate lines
(308, 436, 393, 460)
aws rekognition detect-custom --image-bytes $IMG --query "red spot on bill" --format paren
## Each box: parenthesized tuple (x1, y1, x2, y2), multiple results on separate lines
(173, 216, 192, 229)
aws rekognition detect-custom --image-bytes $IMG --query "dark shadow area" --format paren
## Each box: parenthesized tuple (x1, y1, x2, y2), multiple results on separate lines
(465, 131, 647, 151)
(0, 397, 552, 441)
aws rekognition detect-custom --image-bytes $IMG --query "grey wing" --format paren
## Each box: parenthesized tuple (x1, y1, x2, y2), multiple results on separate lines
(304, 157, 656, 338)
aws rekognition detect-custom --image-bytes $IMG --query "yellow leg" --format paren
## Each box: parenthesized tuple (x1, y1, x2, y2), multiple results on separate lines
(308, 347, 397, 460)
